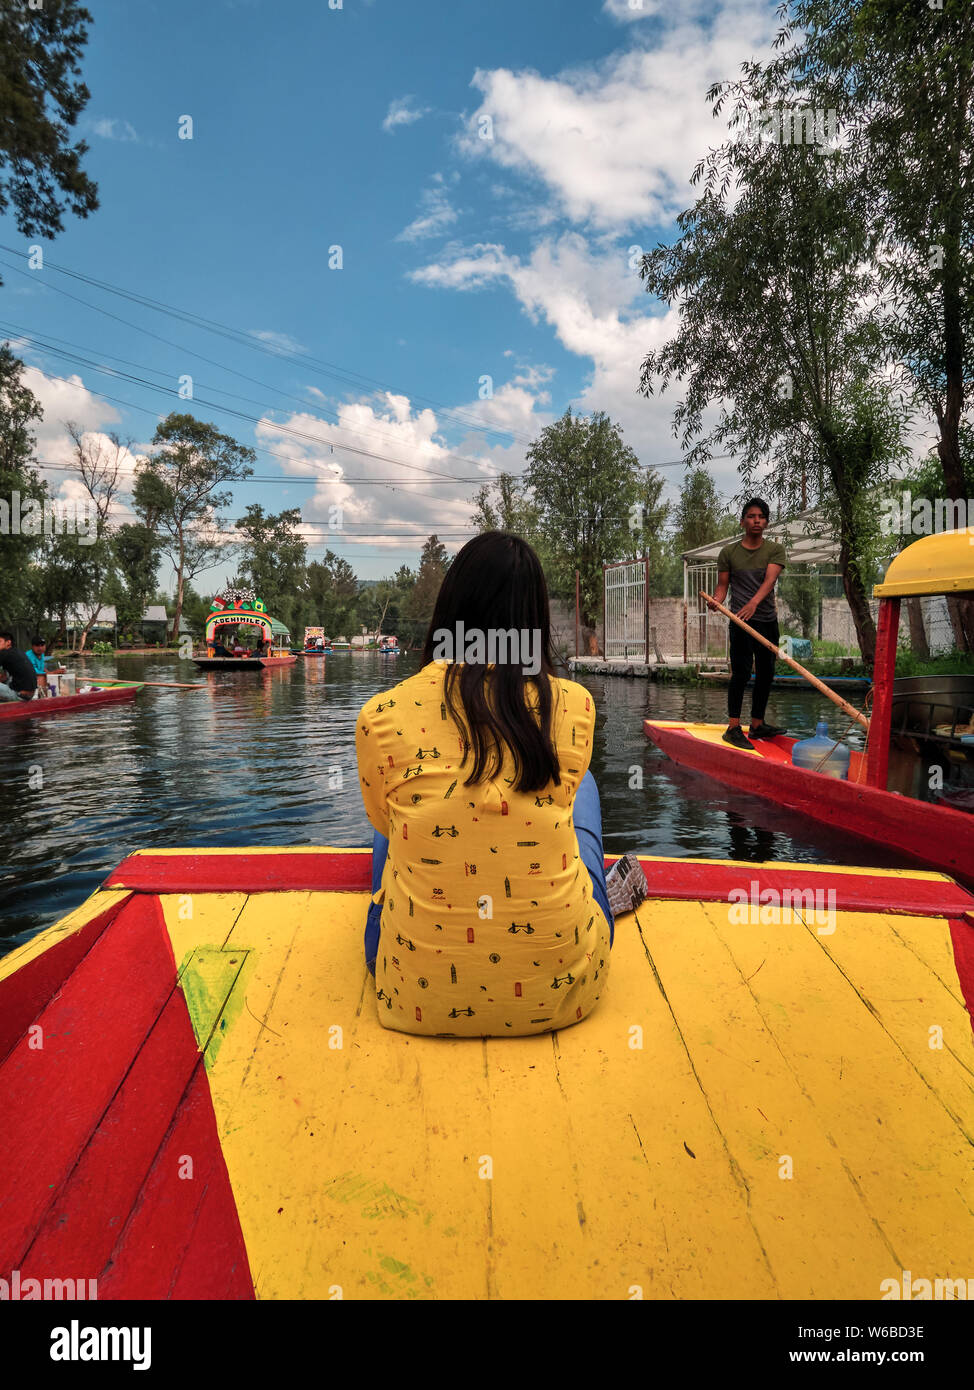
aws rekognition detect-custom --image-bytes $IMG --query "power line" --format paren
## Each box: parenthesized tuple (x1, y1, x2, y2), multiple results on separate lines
(0, 309, 509, 478)
(0, 245, 539, 448)
(0, 248, 742, 476)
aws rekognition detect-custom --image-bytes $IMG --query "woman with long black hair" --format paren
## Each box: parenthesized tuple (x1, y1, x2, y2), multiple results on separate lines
(355, 532, 614, 1037)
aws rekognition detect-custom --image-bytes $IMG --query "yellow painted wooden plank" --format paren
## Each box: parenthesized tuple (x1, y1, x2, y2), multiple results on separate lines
(143, 878, 974, 1301)
(694, 899, 974, 1284)
(630, 898, 904, 1298)
(539, 913, 781, 1299)
(214, 891, 491, 1300)
(806, 908, 974, 1139)
(158, 892, 250, 977)
(0, 888, 131, 984)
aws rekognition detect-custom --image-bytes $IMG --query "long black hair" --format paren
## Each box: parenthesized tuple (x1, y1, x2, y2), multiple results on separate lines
(421, 532, 560, 792)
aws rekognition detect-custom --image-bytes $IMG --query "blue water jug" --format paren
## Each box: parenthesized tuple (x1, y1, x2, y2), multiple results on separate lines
(791, 721, 851, 779)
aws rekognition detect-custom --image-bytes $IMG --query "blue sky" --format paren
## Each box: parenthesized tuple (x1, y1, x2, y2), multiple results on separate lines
(3, 0, 779, 591)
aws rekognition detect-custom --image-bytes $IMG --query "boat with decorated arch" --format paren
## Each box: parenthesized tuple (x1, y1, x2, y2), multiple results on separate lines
(193, 589, 297, 670)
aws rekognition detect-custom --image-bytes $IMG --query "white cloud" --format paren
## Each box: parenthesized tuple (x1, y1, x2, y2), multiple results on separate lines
(382, 96, 430, 132)
(19, 364, 146, 521)
(602, 0, 713, 21)
(252, 372, 557, 554)
(411, 234, 740, 500)
(396, 176, 459, 242)
(249, 328, 307, 354)
(457, 0, 774, 231)
(85, 117, 140, 143)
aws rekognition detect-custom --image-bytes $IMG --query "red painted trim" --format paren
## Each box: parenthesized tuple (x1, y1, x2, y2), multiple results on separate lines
(645, 718, 974, 889)
(947, 916, 974, 1040)
(105, 850, 375, 893)
(3, 893, 254, 1298)
(0, 895, 131, 1065)
(0, 687, 137, 721)
(615, 857, 974, 918)
(0, 896, 177, 1271)
(103, 845, 974, 919)
(96, 1063, 254, 1300)
(866, 597, 900, 788)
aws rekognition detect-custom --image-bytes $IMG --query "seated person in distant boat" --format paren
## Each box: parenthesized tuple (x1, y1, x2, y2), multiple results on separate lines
(232, 639, 248, 656)
(25, 636, 54, 695)
(211, 631, 234, 657)
(707, 497, 787, 751)
(0, 631, 38, 701)
(253, 637, 268, 657)
(355, 531, 633, 1040)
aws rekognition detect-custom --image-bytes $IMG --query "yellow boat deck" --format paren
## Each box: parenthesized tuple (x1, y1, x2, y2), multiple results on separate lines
(2, 847, 973, 1300)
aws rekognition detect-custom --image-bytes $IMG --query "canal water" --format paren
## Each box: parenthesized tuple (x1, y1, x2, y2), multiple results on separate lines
(0, 651, 899, 957)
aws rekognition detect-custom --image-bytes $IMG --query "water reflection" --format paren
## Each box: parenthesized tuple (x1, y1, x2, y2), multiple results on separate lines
(0, 652, 900, 955)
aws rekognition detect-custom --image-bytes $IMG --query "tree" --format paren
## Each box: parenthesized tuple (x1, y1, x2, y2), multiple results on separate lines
(233, 505, 307, 629)
(133, 413, 254, 640)
(0, 345, 47, 627)
(404, 535, 449, 639)
(639, 84, 908, 662)
(358, 566, 415, 638)
(303, 552, 360, 637)
(779, 565, 822, 641)
(64, 422, 129, 650)
(758, 0, 974, 648)
(672, 467, 725, 555)
(771, 0, 974, 506)
(111, 523, 161, 630)
(471, 472, 539, 535)
(524, 409, 645, 628)
(0, 0, 98, 266)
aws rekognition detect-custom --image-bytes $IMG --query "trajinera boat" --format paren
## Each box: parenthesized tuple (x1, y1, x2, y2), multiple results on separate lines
(0, 680, 143, 722)
(646, 529, 974, 885)
(2, 846, 972, 1299)
(192, 590, 297, 670)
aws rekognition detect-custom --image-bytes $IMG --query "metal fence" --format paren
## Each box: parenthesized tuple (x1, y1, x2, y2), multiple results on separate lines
(603, 559, 648, 660)
(684, 561, 728, 663)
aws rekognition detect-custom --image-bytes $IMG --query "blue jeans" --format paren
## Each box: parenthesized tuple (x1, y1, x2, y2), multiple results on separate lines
(364, 769, 614, 974)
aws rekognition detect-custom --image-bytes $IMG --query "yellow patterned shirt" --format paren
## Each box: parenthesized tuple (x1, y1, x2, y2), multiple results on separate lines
(355, 661, 612, 1037)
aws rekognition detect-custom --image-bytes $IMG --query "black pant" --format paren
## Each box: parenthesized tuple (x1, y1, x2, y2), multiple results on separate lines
(728, 618, 778, 721)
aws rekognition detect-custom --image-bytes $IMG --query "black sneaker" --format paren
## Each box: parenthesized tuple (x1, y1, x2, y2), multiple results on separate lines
(748, 723, 787, 740)
(722, 725, 755, 750)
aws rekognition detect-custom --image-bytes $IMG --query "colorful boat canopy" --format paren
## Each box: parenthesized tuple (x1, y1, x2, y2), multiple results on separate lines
(874, 527, 974, 598)
(205, 590, 285, 642)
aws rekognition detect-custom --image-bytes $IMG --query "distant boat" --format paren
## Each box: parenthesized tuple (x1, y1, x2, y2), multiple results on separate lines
(193, 593, 297, 670)
(0, 683, 142, 721)
(700, 671, 871, 692)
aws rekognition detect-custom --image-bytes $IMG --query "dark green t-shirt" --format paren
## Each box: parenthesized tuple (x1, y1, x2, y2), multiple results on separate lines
(716, 538, 787, 622)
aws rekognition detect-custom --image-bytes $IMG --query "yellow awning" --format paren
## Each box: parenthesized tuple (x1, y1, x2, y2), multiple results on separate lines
(874, 528, 974, 598)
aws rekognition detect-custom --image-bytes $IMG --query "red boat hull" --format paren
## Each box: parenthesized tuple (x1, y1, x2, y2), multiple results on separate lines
(0, 686, 138, 722)
(644, 719, 974, 887)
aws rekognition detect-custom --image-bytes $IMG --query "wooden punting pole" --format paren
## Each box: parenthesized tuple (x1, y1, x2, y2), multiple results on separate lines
(701, 592, 870, 732)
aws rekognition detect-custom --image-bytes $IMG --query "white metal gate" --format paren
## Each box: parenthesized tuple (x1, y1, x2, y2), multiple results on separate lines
(603, 559, 648, 660)
(685, 561, 728, 663)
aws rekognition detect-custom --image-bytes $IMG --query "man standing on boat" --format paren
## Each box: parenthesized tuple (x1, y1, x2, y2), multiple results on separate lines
(708, 499, 787, 750)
